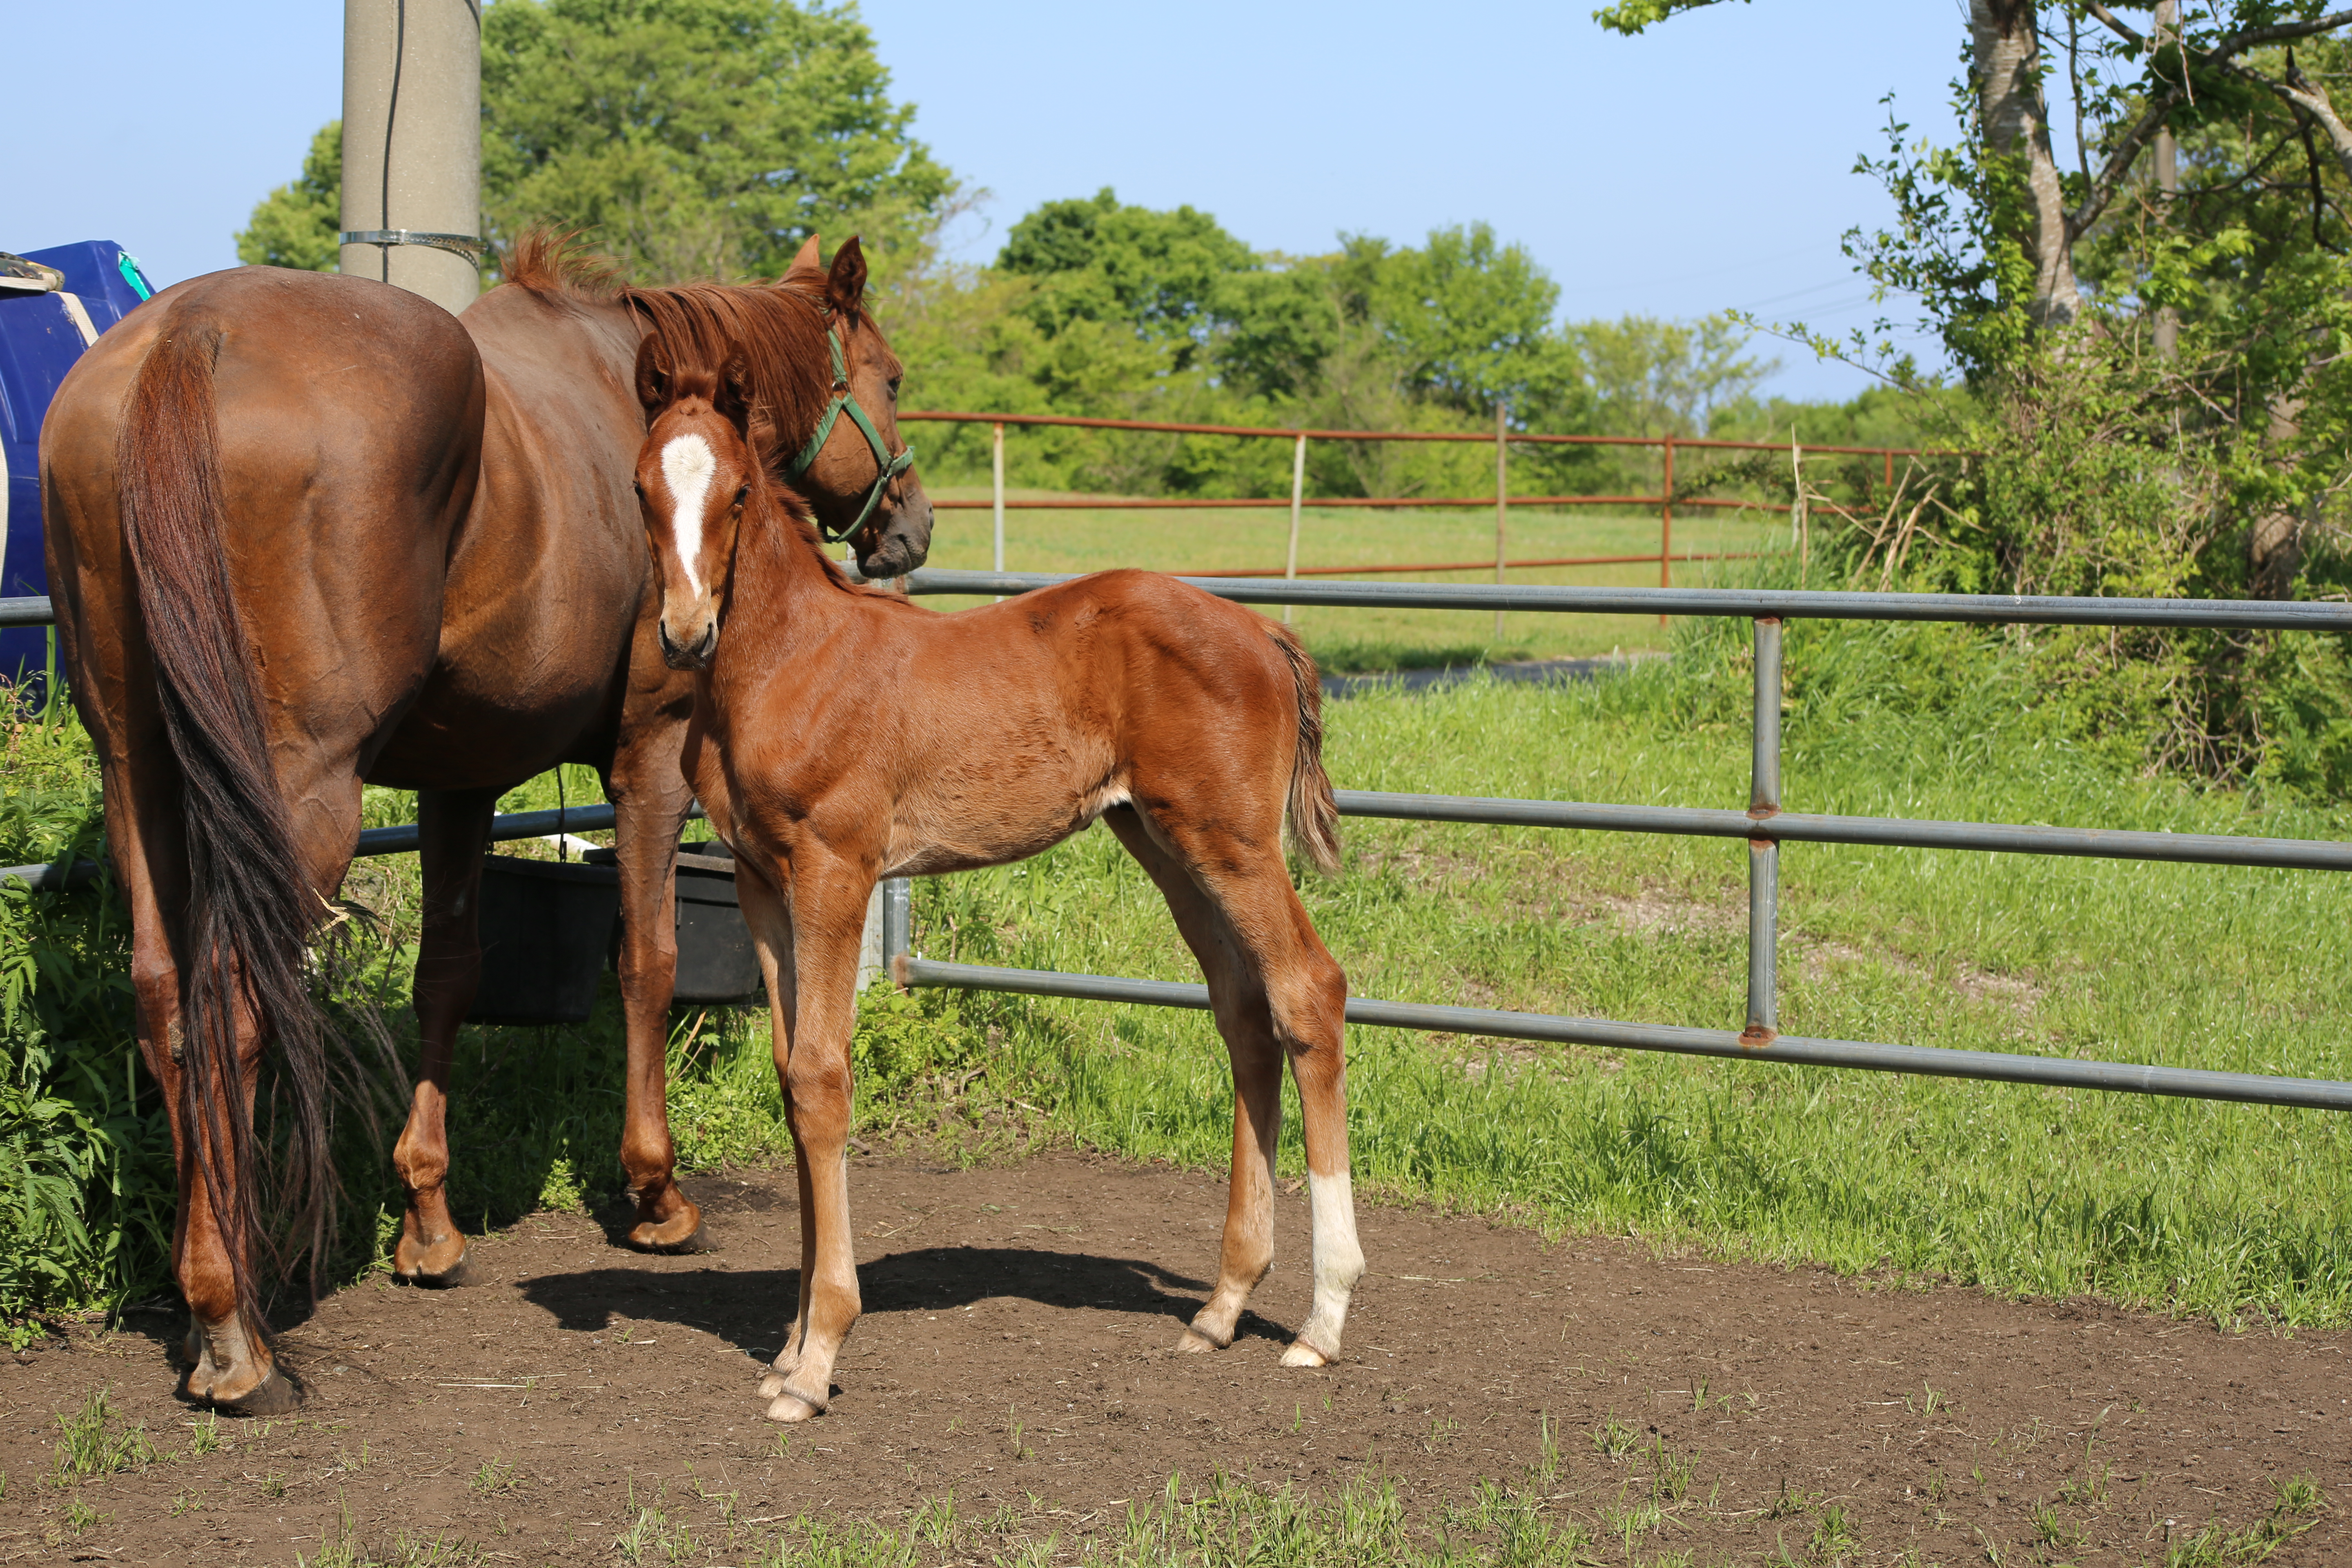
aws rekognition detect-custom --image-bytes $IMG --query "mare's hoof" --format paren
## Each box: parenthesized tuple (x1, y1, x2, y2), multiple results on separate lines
(404, 1254, 473, 1289)
(626, 1214, 713, 1254)
(209, 1367, 303, 1417)
(394, 1228, 471, 1285)
(1176, 1326, 1227, 1355)
(765, 1390, 824, 1423)
(1279, 1339, 1333, 1368)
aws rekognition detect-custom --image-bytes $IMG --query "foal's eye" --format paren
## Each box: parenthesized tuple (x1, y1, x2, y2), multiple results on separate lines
(734, 485, 750, 506)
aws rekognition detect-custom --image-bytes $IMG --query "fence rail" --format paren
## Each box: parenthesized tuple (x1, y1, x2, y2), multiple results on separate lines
(14, 575, 2350, 1116)
(898, 409, 1962, 610)
(865, 569, 2352, 1117)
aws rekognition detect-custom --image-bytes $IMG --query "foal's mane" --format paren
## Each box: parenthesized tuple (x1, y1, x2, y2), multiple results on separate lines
(620, 269, 843, 481)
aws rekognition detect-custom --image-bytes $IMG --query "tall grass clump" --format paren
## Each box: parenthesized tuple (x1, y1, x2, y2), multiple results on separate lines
(0, 679, 169, 1326)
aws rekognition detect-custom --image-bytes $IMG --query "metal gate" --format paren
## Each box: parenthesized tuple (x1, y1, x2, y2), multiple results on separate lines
(871, 571, 2352, 1114)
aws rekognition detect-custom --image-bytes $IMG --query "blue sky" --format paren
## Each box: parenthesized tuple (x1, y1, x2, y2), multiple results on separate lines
(9, 0, 1978, 401)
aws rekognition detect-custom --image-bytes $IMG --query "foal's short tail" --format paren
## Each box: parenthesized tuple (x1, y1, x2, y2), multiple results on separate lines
(1267, 624, 1343, 876)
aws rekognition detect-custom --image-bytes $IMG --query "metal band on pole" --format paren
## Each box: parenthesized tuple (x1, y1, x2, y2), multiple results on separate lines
(337, 229, 488, 265)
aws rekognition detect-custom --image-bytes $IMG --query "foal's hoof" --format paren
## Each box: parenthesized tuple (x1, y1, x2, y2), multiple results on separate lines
(765, 1390, 825, 1423)
(1279, 1339, 1333, 1369)
(1176, 1327, 1227, 1355)
(758, 1371, 791, 1400)
(206, 1367, 303, 1417)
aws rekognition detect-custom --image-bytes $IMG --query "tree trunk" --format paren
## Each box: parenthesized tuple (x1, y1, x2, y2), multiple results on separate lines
(2250, 396, 2310, 599)
(2281, 58, 2352, 183)
(2153, 0, 2180, 358)
(1971, 0, 2080, 327)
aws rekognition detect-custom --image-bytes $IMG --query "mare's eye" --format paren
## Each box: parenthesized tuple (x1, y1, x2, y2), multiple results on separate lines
(734, 485, 750, 506)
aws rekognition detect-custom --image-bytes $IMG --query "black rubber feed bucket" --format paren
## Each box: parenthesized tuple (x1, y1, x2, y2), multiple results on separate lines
(466, 855, 621, 1025)
(671, 840, 763, 1004)
(580, 837, 764, 1005)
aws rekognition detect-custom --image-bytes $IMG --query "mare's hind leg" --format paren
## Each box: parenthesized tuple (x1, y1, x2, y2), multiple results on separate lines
(737, 854, 872, 1421)
(1101, 808, 1362, 1361)
(392, 786, 501, 1285)
(113, 801, 298, 1414)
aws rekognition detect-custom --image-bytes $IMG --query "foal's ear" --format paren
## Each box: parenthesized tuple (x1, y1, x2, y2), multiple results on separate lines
(716, 350, 755, 434)
(826, 236, 868, 319)
(788, 233, 823, 275)
(633, 334, 672, 412)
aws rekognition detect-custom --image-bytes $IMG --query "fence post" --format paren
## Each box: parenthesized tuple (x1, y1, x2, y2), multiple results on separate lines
(1883, 447, 1894, 495)
(1659, 434, 1675, 627)
(882, 876, 913, 985)
(1744, 617, 1782, 1045)
(992, 421, 1007, 602)
(1284, 432, 1307, 626)
(1493, 402, 1508, 641)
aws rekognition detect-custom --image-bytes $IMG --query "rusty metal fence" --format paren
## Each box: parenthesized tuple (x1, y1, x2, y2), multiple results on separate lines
(899, 409, 1953, 606)
(872, 570, 2352, 1114)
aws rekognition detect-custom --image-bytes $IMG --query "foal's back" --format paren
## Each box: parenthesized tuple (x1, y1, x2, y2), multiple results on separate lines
(835, 569, 1308, 871)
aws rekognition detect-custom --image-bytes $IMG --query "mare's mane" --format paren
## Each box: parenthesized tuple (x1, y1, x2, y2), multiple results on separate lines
(500, 229, 624, 300)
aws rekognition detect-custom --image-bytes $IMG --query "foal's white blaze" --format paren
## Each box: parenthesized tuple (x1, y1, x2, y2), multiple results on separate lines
(660, 432, 718, 597)
(1283, 1168, 1364, 1366)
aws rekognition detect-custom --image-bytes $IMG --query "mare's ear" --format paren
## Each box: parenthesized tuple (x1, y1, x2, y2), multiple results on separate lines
(826, 236, 868, 319)
(788, 233, 822, 274)
(716, 350, 755, 436)
(633, 334, 672, 413)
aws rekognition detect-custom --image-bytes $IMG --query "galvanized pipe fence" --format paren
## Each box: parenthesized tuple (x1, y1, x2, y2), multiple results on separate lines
(899, 410, 1959, 602)
(12, 579, 2352, 1113)
(868, 569, 2352, 1115)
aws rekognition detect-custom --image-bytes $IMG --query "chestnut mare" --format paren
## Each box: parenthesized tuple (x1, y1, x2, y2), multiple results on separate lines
(630, 343, 1368, 1421)
(38, 235, 929, 1412)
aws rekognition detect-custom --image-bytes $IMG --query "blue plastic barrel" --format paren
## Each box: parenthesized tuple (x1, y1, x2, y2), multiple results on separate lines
(0, 241, 154, 693)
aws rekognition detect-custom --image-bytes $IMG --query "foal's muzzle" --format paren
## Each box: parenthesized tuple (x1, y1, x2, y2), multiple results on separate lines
(659, 618, 718, 671)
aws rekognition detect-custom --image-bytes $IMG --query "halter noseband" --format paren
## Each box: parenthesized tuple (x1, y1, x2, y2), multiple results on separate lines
(785, 310, 915, 543)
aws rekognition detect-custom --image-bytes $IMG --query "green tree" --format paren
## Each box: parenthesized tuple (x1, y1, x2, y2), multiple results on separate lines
(997, 188, 1258, 358)
(482, 0, 953, 281)
(234, 120, 342, 272)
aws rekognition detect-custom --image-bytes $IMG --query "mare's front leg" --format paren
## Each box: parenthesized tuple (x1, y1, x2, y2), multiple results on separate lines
(737, 851, 873, 1421)
(608, 714, 706, 1251)
(393, 785, 501, 1285)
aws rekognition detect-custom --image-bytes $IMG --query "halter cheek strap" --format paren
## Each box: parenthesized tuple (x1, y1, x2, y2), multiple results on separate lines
(785, 313, 916, 543)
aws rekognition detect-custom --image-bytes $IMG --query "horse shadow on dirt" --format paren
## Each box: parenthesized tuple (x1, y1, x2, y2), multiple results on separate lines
(516, 1245, 1295, 1361)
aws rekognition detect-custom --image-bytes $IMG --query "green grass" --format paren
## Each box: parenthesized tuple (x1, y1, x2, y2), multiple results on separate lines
(911, 486, 1785, 667)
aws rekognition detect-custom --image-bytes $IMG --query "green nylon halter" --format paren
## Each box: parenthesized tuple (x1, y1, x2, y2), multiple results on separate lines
(786, 313, 916, 543)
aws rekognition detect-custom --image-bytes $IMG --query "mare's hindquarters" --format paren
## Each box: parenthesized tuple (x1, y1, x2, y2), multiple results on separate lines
(41, 269, 483, 1410)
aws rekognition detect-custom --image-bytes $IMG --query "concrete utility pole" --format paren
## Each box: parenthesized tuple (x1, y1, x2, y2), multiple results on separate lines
(340, 0, 483, 316)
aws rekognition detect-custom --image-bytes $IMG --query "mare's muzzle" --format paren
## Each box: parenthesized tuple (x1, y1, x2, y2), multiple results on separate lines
(855, 488, 935, 581)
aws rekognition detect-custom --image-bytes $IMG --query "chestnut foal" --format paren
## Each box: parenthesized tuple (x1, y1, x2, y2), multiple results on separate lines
(633, 371, 1366, 1422)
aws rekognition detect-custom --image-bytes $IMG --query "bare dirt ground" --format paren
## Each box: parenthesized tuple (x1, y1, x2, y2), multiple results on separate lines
(3, 1150, 2345, 1565)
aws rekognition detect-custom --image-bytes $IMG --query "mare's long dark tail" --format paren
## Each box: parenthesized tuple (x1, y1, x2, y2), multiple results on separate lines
(116, 312, 338, 1330)
(1267, 622, 1343, 876)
